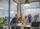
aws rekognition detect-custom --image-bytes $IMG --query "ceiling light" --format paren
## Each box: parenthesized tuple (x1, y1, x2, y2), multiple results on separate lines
(25, 0, 30, 4)
(24, 0, 30, 6)
(24, 4, 30, 6)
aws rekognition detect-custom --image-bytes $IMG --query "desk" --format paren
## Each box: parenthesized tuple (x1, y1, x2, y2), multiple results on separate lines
(17, 23, 31, 29)
(17, 23, 40, 29)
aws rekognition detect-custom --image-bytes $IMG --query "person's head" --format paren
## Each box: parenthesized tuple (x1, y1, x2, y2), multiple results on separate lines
(28, 14, 31, 18)
(15, 14, 18, 18)
(20, 14, 23, 17)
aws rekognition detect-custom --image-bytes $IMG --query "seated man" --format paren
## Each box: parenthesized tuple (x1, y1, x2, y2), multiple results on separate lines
(19, 14, 25, 22)
(11, 14, 21, 29)
(24, 14, 36, 29)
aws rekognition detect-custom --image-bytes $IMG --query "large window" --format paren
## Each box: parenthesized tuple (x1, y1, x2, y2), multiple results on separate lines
(21, 2, 40, 21)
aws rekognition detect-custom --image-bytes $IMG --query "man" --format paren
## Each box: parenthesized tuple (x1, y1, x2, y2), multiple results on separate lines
(24, 14, 36, 29)
(11, 14, 21, 29)
(19, 14, 25, 22)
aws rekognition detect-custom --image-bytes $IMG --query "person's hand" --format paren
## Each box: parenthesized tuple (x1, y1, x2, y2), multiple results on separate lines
(29, 22, 32, 25)
(14, 23, 17, 25)
(26, 23, 28, 25)
(18, 20, 20, 23)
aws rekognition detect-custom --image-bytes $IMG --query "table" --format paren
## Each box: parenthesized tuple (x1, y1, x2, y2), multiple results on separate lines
(17, 23, 31, 29)
(17, 23, 40, 29)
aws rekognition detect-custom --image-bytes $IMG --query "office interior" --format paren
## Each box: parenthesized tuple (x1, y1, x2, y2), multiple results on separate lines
(0, 0, 40, 29)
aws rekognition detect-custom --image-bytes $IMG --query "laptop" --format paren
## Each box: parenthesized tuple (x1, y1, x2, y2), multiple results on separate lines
(31, 22, 39, 27)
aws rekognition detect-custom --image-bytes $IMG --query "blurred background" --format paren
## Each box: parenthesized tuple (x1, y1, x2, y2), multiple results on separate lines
(0, 0, 40, 29)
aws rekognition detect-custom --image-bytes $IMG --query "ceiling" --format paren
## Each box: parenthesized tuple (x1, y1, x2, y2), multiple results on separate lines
(0, 0, 40, 12)
(0, 0, 40, 11)
(29, 0, 40, 2)
(15, 0, 40, 3)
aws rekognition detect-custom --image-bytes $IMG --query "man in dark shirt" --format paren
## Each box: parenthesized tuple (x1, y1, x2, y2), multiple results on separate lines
(12, 17, 21, 24)
(11, 14, 21, 29)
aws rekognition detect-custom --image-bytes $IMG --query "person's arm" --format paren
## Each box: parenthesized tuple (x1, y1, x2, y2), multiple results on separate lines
(12, 18, 18, 25)
(26, 18, 28, 23)
(11, 18, 15, 24)
(29, 17, 36, 25)
(26, 18, 29, 25)
(29, 22, 32, 25)
(18, 18, 21, 23)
